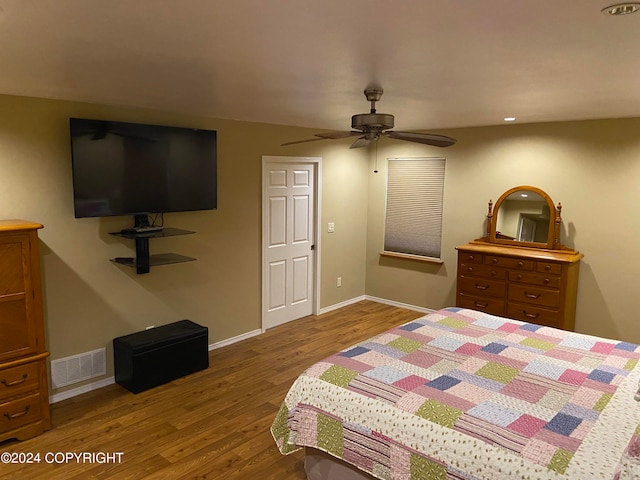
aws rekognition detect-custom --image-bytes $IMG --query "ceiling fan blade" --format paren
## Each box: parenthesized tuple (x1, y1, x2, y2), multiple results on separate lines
(384, 131, 457, 147)
(316, 131, 362, 139)
(350, 137, 371, 149)
(281, 131, 361, 146)
(281, 137, 330, 146)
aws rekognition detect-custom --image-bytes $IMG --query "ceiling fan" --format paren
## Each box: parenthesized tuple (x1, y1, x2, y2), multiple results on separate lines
(281, 88, 456, 149)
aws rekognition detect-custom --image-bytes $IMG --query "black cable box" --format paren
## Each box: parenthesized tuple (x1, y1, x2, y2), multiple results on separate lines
(120, 226, 163, 234)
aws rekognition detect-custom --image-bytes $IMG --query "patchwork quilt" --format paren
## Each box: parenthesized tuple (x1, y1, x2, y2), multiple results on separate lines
(271, 307, 640, 480)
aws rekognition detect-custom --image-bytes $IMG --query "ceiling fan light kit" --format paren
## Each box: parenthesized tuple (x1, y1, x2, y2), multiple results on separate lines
(282, 88, 457, 149)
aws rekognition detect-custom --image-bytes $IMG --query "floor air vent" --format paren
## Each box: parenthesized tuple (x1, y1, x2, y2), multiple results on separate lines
(51, 348, 106, 388)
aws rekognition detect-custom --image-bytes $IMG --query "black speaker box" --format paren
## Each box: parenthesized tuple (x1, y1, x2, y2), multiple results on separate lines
(113, 320, 209, 393)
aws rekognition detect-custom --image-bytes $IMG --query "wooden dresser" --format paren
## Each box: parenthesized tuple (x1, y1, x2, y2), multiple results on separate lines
(0, 220, 51, 441)
(456, 186, 583, 331)
(456, 242, 583, 330)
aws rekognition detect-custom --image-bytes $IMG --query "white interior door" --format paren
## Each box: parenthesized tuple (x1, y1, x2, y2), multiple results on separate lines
(518, 215, 536, 242)
(262, 157, 320, 329)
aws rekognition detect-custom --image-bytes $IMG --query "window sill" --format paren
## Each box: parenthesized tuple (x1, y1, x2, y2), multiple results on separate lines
(379, 251, 444, 264)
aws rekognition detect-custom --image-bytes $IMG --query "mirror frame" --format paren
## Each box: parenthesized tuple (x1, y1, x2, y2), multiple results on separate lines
(486, 185, 561, 250)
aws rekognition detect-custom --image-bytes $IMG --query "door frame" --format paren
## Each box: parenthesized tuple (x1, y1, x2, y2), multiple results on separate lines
(261, 155, 322, 331)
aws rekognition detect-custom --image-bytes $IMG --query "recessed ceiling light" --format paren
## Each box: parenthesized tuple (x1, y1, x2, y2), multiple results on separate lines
(601, 3, 640, 15)
(504, 117, 516, 122)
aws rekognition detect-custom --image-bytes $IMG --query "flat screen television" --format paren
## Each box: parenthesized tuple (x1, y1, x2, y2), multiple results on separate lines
(69, 118, 217, 219)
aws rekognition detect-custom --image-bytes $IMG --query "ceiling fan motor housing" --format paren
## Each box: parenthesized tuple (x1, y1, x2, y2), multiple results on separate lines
(351, 113, 395, 132)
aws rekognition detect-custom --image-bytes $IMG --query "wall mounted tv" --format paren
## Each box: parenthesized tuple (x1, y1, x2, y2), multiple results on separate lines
(69, 118, 217, 219)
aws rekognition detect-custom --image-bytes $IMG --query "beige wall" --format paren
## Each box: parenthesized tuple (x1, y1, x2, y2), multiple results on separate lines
(0, 95, 368, 395)
(366, 118, 640, 343)
(2, 93, 639, 397)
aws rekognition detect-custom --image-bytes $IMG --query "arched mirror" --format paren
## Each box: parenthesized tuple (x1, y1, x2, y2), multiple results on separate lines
(487, 186, 561, 249)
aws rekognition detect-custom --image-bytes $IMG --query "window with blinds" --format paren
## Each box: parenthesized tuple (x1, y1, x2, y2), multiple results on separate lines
(383, 157, 445, 261)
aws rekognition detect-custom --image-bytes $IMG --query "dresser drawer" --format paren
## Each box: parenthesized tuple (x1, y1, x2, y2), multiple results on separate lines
(0, 392, 41, 433)
(506, 303, 561, 328)
(508, 284, 560, 308)
(508, 271, 561, 288)
(458, 275, 506, 299)
(0, 362, 40, 401)
(458, 294, 505, 316)
(536, 262, 562, 275)
(485, 256, 534, 270)
(459, 262, 507, 280)
(458, 252, 483, 264)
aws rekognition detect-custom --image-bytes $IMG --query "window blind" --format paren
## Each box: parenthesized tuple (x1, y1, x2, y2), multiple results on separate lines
(383, 157, 445, 260)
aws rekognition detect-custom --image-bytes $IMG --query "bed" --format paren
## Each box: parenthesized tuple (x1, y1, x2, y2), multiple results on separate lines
(271, 307, 640, 480)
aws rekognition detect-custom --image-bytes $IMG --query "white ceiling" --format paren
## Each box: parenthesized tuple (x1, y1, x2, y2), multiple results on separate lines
(1, 0, 639, 133)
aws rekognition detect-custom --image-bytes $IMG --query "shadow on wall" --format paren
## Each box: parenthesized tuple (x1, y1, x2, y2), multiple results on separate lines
(377, 255, 445, 275)
(563, 222, 579, 250)
(38, 241, 138, 385)
(376, 255, 457, 308)
(572, 261, 617, 340)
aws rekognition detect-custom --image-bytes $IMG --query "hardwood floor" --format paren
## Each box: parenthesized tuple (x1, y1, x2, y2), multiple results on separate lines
(0, 300, 424, 480)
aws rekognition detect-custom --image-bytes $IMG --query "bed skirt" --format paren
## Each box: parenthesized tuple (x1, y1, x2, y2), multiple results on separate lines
(305, 448, 375, 480)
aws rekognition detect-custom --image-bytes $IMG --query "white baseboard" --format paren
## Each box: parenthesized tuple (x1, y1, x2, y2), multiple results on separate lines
(363, 295, 435, 314)
(319, 295, 435, 316)
(208, 329, 263, 350)
(317, 295, 366, 315)
(50, 328, 263, 403)
(50, 376, 115, 404)
(49, 299, 429, 403)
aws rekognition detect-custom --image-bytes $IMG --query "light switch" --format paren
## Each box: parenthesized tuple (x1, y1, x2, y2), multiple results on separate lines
(328, 222, 335, 233)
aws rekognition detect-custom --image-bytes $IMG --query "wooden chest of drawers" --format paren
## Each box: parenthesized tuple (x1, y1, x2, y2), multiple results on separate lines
(0, 220, 51, 441)
(456, 242, 583, 330)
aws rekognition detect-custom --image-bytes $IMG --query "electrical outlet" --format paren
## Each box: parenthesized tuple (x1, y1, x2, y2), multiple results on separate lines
(337, 276, 342, 287)
(328, 222, 335, 233)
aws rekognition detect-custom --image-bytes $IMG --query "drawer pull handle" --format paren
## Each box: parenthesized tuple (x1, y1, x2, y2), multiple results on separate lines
(474, 301, 489, 308)
(516, 274, 523, 280)
(491, 258, 498, 263)
(524, 291, 541, 299)
(1, 374, 28, 387)
(3, 405, 30, 420)
(517, 261, 524, 267)
(468, 255, 475, 261)
(475, 284, 489, 291)
(522, 311, 540, 319)
(543, 278, 550, 284)
(544, 265, 551, 271)
(466, 267, 473, 272)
